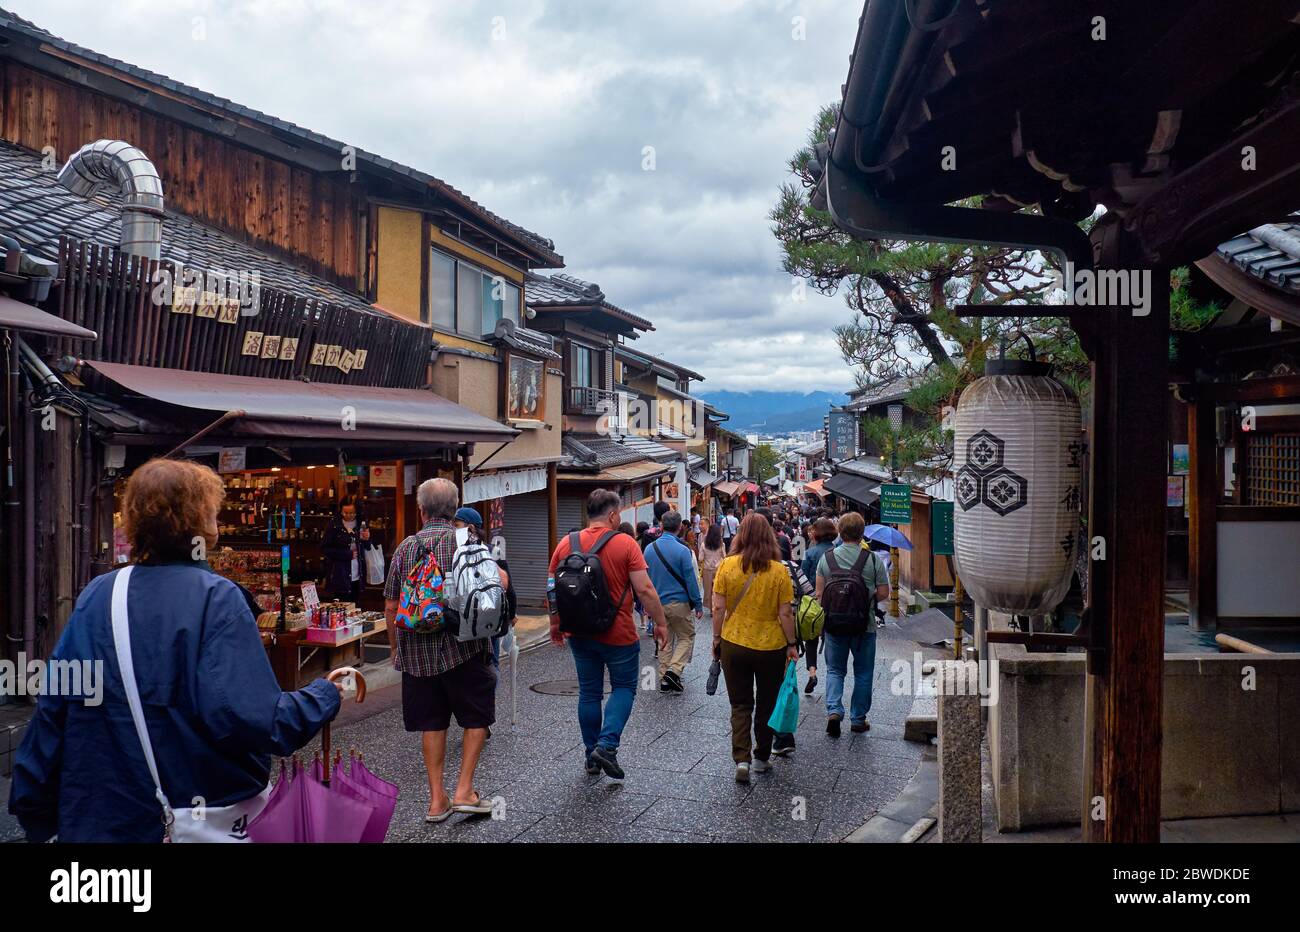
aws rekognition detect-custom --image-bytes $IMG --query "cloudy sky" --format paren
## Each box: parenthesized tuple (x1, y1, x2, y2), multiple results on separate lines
(17, 0, 862, 393)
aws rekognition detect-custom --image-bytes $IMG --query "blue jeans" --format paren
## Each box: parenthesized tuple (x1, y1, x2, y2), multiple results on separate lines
(568, 637, 641, 754)
(823, 631, 877, 724)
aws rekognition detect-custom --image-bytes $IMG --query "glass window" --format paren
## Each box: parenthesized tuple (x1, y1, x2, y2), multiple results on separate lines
(573, 344, 593, 388)
(503, 281, 520, 325)
(482, 274, 503, 333)
(457, 264, 482, 337)
(428, 250, 455, 329)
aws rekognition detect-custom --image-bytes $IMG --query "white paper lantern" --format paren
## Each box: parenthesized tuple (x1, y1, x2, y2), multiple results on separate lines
(951, 360, 1082, 615)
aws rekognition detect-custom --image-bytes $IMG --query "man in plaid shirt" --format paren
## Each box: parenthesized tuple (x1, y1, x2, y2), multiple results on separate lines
(384, 478, 496, 821)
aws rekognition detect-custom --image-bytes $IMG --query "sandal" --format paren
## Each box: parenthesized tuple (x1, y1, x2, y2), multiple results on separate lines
(451, 791, 495, 815)
(425, 806, 454, 823)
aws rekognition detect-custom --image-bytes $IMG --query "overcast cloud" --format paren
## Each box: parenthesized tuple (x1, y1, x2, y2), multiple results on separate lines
(16, 0, 861, 392)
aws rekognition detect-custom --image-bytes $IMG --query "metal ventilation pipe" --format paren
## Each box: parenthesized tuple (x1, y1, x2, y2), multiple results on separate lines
(57, 139, 164, 259)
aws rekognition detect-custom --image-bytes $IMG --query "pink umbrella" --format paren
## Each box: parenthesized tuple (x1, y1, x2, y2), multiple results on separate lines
(247, 668, 381, 844)
(331, 757, 396, 843)
(350, 750, 399, 799)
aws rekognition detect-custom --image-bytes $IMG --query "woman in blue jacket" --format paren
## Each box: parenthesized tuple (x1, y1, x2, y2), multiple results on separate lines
(7, 458, 343, 843)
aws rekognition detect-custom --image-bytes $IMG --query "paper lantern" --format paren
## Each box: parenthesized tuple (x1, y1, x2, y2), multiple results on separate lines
(952, 359, 1082, 615)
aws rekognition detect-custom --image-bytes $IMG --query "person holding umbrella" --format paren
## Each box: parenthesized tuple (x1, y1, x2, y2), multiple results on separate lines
(8, 458, 344, 843)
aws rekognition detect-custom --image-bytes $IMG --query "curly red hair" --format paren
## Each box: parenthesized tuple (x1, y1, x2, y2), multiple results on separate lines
(122, 458, 225, 563)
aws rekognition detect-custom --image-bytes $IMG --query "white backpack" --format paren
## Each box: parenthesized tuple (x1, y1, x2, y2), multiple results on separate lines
(447, 543, 508, 642)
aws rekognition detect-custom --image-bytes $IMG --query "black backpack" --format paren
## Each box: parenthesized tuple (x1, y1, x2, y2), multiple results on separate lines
(820, 548, 874, 636)
(554, 530, 628, 636)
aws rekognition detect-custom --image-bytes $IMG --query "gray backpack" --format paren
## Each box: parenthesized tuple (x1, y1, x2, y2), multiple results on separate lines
(446, 542, 508, 641)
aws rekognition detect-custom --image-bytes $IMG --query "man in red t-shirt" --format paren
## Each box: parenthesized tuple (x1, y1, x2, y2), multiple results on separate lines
(549, 489, 667, 781)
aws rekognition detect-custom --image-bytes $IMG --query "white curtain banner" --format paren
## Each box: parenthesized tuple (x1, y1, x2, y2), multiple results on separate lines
(463, 466, 548, 504)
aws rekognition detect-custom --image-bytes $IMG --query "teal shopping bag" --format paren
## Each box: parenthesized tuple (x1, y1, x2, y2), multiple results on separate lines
(767, 660, 800, 734)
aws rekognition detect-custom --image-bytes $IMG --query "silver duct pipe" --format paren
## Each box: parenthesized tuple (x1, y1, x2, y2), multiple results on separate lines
(57, 139, 164, 259)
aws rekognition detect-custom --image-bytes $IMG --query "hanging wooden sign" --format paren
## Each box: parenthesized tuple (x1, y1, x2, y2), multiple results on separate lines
(279, 337, 298, 361)
(337, 349, 356, 374)
(261, 335, 282, 359)
(353, 349, 367, 370)
(325, 345, 342, 367)
(310, 343, 328, 365)
(217, 301, 240, 324)
(242, 331, 264, 356)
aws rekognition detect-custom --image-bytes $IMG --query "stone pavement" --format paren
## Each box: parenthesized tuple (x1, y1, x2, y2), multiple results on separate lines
(309, 617, 932, 843)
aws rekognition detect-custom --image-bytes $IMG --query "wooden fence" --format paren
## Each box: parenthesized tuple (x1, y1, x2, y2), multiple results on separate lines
(52, 236, 430, 389)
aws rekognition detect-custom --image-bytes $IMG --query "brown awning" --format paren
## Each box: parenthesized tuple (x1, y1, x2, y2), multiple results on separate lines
(556, 460, 673, 484)
(0, 295, 97, 340)
(84, 360, 518, 444)
(714, 480, 741, 497)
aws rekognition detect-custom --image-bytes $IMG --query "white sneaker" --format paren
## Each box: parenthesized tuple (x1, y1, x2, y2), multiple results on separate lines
(735, 762, 750, 784)
(751, 758, 773, 774)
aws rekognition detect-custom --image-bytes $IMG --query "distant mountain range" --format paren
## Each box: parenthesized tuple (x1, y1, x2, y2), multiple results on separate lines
(698, 390, 849, 434)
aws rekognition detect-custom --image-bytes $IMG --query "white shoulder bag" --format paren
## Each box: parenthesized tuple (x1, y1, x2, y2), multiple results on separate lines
(110, 566, 270, 843)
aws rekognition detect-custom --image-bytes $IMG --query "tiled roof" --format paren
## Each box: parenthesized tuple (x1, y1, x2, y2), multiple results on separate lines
(561, 433, 680, 470)
(834, 457, 893, 481)
(615, 345, 705, 383)
(1215, 219, 1300, 295)
(525, 272, 653, 331)
(846, 372, 927, 409)
(0, 9, 560, 266)
(0, 141, 379, 316)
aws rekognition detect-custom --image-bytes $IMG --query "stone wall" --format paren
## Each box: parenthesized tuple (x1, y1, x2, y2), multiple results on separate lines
(988, 638, 1300, 831)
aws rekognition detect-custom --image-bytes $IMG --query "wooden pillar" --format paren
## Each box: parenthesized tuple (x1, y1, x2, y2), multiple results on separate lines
(394, 459, 406, 543)
(1187, 399, 1217, 630)
(1082, 225, 1169, 843)
(546, 461, 558, 554)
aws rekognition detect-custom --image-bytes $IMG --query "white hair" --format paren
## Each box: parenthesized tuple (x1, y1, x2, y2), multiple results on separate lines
(417, 477, 459, 520)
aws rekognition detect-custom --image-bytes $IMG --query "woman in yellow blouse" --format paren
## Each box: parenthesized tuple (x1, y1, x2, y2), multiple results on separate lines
(710, 513, 798, 783)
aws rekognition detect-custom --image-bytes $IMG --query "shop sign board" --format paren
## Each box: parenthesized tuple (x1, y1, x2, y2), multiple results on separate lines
(370, 465, 397, 488)
(881, 483, 912, 524)
(932, 500, 954, 556)
(218, 447, 246, 474)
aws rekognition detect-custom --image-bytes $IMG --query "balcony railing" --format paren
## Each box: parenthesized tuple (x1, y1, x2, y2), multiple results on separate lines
(568, 385, 619, 414)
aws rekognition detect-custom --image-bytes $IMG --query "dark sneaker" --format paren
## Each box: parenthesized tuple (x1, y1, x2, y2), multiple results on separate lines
(590, 745, 625, 781)
(659, 674, 673, 692)
(584, 752, 601, 775)
(851, 720, 870, 734)
(826, 714, 842, 738)
(772, 734, 796, 757)
(803, 674, 817, 695)
(665, 670, 684, 692)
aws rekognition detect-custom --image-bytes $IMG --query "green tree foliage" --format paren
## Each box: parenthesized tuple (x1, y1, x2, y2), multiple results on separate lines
(772, 106, 1221, 476)
(750, 443, 782, 483)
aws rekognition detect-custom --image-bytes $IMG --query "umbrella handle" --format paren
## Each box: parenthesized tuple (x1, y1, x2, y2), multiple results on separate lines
(321, 668, 366, 787)
(327, 666, 367, 703)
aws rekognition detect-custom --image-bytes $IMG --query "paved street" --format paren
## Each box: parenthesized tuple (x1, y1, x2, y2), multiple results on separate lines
(310, 619, 931, 843)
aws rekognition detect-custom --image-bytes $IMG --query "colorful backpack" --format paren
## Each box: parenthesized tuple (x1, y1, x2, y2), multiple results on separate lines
(394, 532, 450, 633)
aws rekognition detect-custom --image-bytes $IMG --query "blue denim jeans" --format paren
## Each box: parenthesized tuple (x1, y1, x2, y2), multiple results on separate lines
(823, 631, 877, 724)
(568, 637, 641, 754)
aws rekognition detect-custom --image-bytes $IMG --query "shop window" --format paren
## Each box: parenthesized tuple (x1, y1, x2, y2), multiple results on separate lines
(1246, 432, 1300, 506)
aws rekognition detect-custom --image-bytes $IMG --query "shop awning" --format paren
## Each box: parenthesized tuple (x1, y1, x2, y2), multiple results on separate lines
(824, 472, 880, 505)
(84, 360, 518, 444)
(804, 478, 828, 498)
(0, 295, 97, 340)
(690, 468, 717, 488)
(714, 480, 741, 497)
(556, 459, 674, 484)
